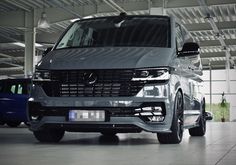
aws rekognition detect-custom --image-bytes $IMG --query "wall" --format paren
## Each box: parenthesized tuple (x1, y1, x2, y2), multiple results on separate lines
(201, 69, 236, 121)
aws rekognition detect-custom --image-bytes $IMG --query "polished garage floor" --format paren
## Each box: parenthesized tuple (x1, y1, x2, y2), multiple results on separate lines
(0, 122, 236, 165)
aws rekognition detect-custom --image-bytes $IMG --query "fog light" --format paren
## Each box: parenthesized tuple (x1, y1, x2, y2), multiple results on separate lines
(148, 116, 165, 122)
(135, 106, 165, 122)
(135, 106, 162, 112)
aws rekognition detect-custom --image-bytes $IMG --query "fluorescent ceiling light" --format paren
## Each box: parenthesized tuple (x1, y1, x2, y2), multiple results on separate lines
(35, 43, 43, 47)
(13, 42, 43, 48)
(13, 42, 25, 47)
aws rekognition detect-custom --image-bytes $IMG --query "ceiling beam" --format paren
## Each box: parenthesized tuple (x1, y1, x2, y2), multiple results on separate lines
(48, 0, 83, 18)
(0, 66, 23, 71)
(0, 57, 24, 63)
(0, 1, 149, 28)
(4, 0, 31, 12)
(201, 51, 236, 58)
(198, 0, 235, 72)
(199, 39, 236, 47)
(0, 10, 25, 27)
(1, 61, 22, 67)
(0, 52, 15, 58)
(163, 0, 236, 8)
(0, 31, 23, 42)
(185, 21, 236, 31)
(103, 0, 126, 12)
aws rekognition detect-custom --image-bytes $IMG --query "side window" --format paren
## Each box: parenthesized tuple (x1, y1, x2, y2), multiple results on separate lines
(17, 84, 23, 94)
(1, 81, 29, 95)
(175, 23, 184, 51)
(10, 84, 17, 94)
(8, 83, 23, 94)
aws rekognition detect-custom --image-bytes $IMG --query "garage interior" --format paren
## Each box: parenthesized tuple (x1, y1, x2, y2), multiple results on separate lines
(0, 0, 236, 165)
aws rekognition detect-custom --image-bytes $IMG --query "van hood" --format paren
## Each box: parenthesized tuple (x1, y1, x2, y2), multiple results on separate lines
(37, 47, 174, 70)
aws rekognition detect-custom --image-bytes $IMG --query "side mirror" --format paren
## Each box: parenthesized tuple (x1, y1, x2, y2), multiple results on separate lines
(205, 111, 213, 121)
(178, 42, 200, 57)
(42, 47, 53, 57)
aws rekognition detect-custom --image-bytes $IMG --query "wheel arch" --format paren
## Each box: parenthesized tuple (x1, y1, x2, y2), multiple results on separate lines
(174, 81, 184, 110)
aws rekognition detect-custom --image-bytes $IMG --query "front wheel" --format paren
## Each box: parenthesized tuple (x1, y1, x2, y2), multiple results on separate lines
(101, 131, 117, 136)
(157, 91, 184, 144)
(33, 128, 65, 143)
(189, 101, 206, 136)
(6, 121, 21, 127)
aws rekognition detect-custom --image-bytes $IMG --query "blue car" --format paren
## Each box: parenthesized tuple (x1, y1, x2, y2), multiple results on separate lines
(0, 78, 31, 127)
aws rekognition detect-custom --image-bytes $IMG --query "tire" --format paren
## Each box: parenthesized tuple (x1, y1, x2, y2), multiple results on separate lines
(101, 131, 117, 136)
(33, 128, 65, 143)
(189, 101, 206, 136)
(6, 121, 21, 127)
(157, 91, 184, 144)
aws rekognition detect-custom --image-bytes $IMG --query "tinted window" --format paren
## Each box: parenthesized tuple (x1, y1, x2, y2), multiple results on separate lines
(3, 82, 28, 95)
(56, 16, 171, 49)
(10, 84, 17, 94)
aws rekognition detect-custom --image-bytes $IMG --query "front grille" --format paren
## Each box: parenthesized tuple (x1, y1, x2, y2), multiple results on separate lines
(43, 70, 145, 97)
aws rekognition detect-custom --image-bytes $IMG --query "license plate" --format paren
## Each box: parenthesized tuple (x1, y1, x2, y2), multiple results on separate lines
(68, 110, 105, 122)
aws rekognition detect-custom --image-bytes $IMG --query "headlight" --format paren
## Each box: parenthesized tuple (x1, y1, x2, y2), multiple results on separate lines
(34, 70, 51, 80)
(132, 68, 170, 81)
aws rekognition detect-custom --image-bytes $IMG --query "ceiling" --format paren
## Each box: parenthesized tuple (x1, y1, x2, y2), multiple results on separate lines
(0, 0, 236, 77)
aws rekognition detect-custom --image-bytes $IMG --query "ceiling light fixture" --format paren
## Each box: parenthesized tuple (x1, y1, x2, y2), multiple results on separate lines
(38, 12, 50, 28)
(38, 0, 50, 29)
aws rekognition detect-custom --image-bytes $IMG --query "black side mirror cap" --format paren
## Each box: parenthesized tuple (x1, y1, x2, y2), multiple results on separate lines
(42, 47, 53, 57)
(178, 42, 200, 57)
(205, 111, 213, 121)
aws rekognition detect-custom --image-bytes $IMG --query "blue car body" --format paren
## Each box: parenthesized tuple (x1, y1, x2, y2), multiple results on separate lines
(0, 78, 31, 127)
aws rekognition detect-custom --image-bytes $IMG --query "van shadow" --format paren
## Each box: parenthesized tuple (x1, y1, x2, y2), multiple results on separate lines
(58, 134, 158, 146)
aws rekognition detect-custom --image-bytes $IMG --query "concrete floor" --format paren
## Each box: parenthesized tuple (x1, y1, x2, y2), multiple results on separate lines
(0, 122, 236, 165)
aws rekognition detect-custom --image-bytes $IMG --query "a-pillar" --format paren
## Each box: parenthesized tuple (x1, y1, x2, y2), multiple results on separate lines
(24, 11, 36, 78)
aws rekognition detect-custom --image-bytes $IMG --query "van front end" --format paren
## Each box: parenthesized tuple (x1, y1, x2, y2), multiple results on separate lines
(28, 15, 207, 144)
(28, 68, 176, 134)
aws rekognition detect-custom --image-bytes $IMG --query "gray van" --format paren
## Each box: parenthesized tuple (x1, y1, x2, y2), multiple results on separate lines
(28, 14, 210, 144)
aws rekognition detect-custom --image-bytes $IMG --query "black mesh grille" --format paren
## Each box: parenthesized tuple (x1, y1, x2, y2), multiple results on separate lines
(42, 70, 145, 97)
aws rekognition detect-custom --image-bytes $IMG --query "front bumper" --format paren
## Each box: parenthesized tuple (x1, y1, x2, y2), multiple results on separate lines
(28, 84, 174, 133)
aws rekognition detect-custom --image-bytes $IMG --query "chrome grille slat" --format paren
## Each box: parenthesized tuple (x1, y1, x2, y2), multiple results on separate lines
(42, 70, 145, 97)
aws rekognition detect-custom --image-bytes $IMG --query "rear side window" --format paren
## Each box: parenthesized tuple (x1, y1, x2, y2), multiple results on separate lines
(4, 82, 28, 95)
(10, 84, 17, 94)
(10, 84, 23, 94)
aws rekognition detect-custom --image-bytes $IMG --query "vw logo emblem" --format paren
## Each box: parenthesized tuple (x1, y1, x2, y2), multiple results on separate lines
(83, 72, 97, 85)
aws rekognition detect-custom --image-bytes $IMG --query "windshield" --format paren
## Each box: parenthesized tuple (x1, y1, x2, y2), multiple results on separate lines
(56, 16, 170, 49)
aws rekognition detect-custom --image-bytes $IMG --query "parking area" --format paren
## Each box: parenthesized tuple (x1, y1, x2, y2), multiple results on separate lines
(1, 122, 236, 165)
